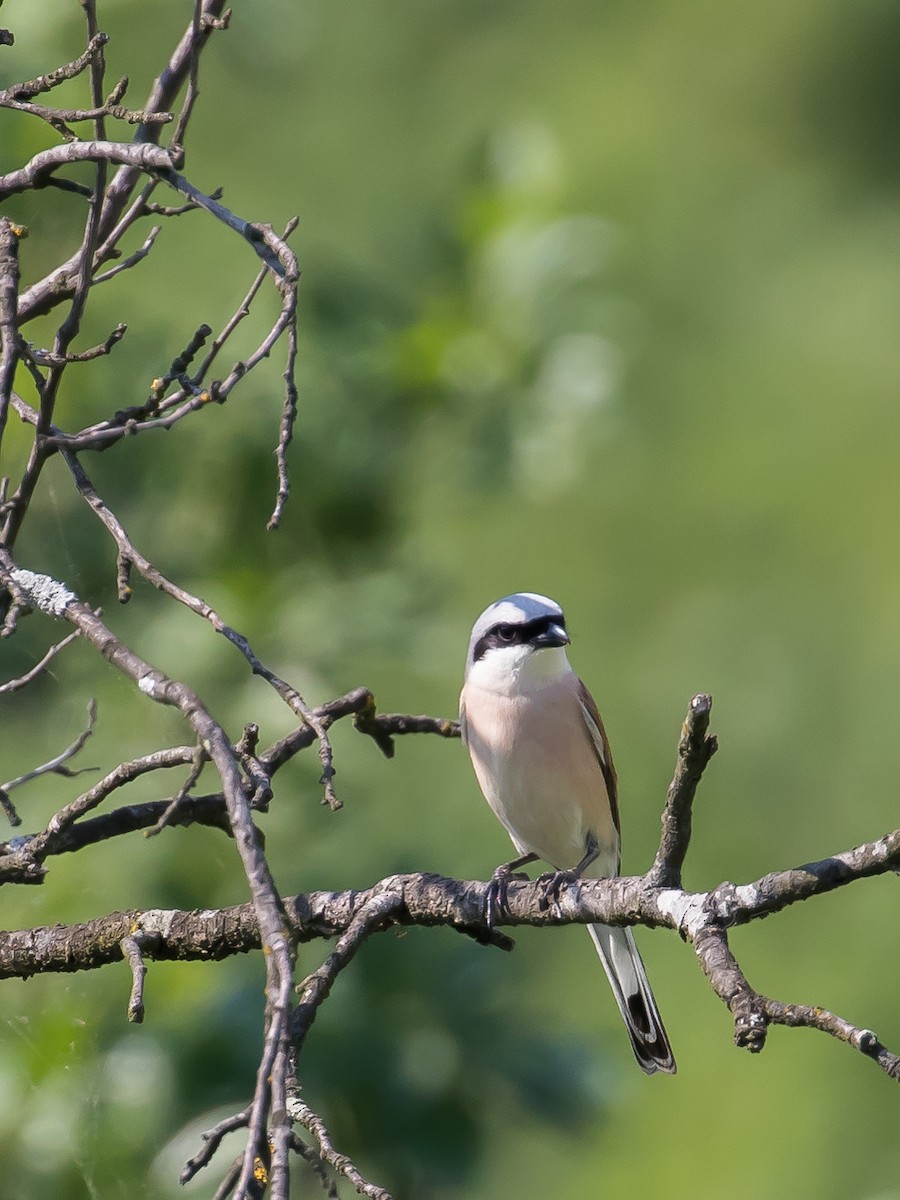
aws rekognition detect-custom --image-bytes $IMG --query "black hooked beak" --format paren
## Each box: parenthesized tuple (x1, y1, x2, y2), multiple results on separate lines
(530, 622, 570, 649)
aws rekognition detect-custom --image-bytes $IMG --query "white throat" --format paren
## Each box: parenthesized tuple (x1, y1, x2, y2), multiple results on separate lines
(466, 644, 573, 696)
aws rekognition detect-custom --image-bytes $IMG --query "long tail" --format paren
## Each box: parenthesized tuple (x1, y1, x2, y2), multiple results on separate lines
(588, 922, 676, 1075)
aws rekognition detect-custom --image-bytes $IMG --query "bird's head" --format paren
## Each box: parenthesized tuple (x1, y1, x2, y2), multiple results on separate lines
(465, 592, 571, 691)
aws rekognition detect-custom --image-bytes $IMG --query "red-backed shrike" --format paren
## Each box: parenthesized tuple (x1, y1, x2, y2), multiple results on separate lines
(459, 592, 675, 1075)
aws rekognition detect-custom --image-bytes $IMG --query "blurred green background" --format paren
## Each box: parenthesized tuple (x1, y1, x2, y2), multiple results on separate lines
(2, 0, 900, 1196)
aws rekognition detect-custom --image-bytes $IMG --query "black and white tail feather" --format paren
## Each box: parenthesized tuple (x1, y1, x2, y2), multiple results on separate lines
(588, 922, 676, 1075)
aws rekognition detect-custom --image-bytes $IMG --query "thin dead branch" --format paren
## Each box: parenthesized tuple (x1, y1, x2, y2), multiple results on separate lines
(0, 699, 98, 826)
(0, 629, 80, 695)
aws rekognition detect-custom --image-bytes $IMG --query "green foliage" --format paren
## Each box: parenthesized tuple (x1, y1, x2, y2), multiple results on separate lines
(3, 1, 900, 1197)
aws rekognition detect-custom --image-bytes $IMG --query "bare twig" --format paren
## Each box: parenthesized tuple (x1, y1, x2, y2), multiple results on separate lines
(0, 699, 98, 825)
(267, 354, 296, 524)
(648, 691, 718, 887)
(0, 217, 22, 446)
(292, 891, 402, 1051)
(73, 319, 217, 440)
(167, 0, 204, 149)
(158, 322, 213, 393)
(39, 176, 94, 198)
(42, 465, 341, 809)
(0, 31, 108, 102)
(287, 1099, 393, 1200)
(181, 1109, 251, 1186)
(23, 322, 126, 367)
(267, 217, 300, 530)
(91, 224, 161, 285)
(192, 254, 268, 381)
(0, 629, 80, 695)
(0, 94, 172, 139)
(350, 693, 460, 760)
(143, 197, 208, 216)
(288, 1134, 339, 1198)
(760, 996, 896, 1074)
(120, 933, 148, 1022)
(145, 745, 208, 836)
(0, 790, 18, 828)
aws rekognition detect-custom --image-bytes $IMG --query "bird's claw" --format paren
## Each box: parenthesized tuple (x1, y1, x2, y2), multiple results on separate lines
(484, 865, 531, 930)
(537, 868, 580, 916)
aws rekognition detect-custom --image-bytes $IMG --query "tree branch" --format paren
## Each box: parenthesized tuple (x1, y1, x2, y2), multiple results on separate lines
(649, 691, 718, 887)
(0, 141, 177, 200)
(0, 687, 458, 885)
(120, 932, 148, 1022)
(0, 217, 22, 446)
(0, 699, 97, 826)
(0, 829, 897, 1076)
(0, 31, 109, 102)
(0, 628, 80, 694)
(0, 551, 296, 1196)
(17, 0, 229, 323)
(288, 1099, 393, 1200)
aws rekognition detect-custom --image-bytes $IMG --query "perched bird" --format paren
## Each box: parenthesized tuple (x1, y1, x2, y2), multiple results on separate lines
(459, 592, 675, 1075)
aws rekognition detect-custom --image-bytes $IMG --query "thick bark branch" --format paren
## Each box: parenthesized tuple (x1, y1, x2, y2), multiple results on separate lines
(0, 842, 897, 1078)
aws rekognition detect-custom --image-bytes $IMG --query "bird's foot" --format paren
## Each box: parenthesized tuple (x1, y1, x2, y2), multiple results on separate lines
(537, 868, 580, 916)
(484, 864, 532, 930)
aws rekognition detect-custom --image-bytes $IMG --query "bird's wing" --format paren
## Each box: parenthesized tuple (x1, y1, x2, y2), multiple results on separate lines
(577, 678, 621, 838)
